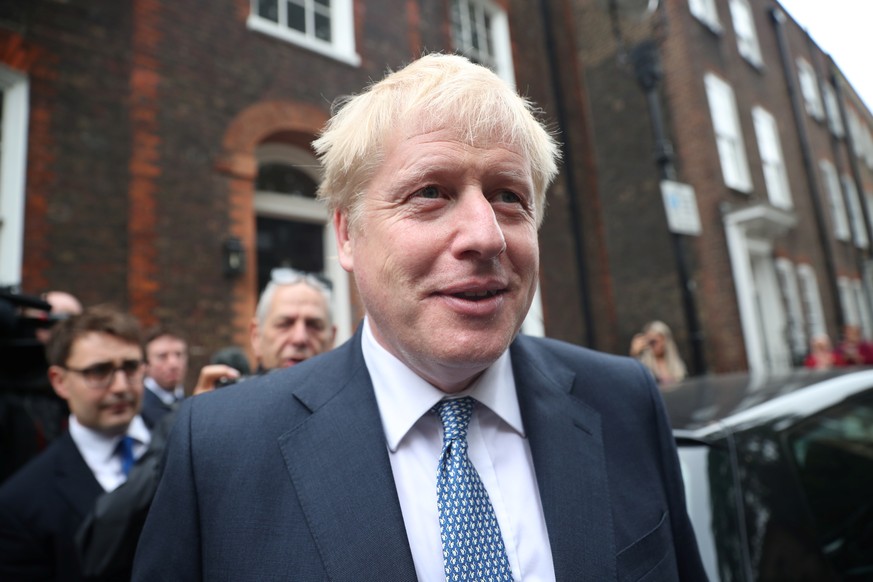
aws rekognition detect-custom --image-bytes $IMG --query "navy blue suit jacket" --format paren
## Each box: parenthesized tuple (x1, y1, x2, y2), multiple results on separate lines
(133, 332, 706, 581)
(0, 432, 103, 581)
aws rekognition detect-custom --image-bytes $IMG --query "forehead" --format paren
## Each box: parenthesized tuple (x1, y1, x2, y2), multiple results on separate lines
(68, 332, 143, 364)
(269, 283, 329, 318)
(147, 335, 187, 353)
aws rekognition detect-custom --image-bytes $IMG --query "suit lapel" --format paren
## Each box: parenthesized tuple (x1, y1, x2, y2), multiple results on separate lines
(277, 337, 418, 582)
(511, 338, 616, 581)
(54, 433, 103, 519)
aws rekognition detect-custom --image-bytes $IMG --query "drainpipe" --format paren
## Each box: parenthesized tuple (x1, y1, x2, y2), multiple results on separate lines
(537, 0, 596, 348)
(770, 7, 845, 330)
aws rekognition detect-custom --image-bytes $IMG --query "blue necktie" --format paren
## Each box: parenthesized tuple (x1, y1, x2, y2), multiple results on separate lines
(434, 397, 513, 582)
(117, 435, 135, 477)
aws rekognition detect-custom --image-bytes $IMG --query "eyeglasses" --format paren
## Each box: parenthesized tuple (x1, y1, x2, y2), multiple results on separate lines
(63, 359, 144, 390)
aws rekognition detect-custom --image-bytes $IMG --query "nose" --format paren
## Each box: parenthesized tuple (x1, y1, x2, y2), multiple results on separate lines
(288, 320, 310, 346)
(451, 190, 507, 260)
(107, 368, 131, 392)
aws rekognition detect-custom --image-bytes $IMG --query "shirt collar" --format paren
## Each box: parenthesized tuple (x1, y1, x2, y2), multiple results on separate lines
(362, 317, 525, 453)
(68, 414, 151, 464)
(144, 376, 184, 404)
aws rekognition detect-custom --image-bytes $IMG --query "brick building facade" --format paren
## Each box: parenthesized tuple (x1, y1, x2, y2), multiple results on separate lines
(1, 0, 872, 377)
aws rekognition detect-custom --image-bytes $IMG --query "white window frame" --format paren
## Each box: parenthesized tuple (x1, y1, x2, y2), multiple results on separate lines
(823, 83, 844, 137)
(450, 0, 515, 86)
(729, 0, 762, 66)
(689, 0, 722, 33)
(775, 258, 808, 361)
(852, 278, 873, 340)
(0, 67, 29, 288)
(752, 106, 792, 209)
(247, 0, 360, 67)
(841, 174, 868, 249)
(819, 159, 850, 241)
(705, 73, 752, 192)
(796, 58, 824, 121)
(254, 143, 353, 344)
(796, 264, 826, 340)
(838, 276, 859, 328)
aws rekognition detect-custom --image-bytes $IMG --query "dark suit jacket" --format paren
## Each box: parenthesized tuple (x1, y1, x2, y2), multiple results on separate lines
(0, 433, 103, 582)
(133, 332, 706, 581)
(139, 386, 175, 428)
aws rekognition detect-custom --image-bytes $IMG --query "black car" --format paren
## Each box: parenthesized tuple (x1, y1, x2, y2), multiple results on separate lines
(662, 368, 873, 581)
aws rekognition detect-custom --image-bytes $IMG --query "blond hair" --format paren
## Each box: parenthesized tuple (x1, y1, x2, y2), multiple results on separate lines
(312, 53, 560, 229)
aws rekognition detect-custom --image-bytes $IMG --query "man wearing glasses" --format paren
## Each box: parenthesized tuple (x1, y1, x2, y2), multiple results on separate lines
(0, 305, 149, 581)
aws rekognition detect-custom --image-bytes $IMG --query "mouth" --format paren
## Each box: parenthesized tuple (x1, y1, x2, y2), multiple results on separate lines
(451, 289, 505, 301)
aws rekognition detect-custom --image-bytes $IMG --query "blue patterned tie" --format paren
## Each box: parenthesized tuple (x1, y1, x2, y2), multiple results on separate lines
(117, 435, 135, 477)
(434, 397, 513, 582)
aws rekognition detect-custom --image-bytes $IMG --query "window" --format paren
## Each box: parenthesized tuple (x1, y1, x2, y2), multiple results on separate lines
(775, 258, 808, 362)
(838, 277, 859, 329)
(788, 396, 873, 577)
(842, 174, 868, 249)
(852, 279, 873, 339)
(796, 58, 824, 121)
(847, 107, 862, 158)
(0, 67, 29, 288)
(752, 107, 791, 209)
(823, 83, 844, 137)
(705, 73, 752, 192)
(689, 0, 721, 32)
(450, 0, 515, 85)
(729, 0, 762, 66)
(248, 0, 359, 66)
(254, 143, 352, 341)
(819, 159, 850, 241)
(797, 264, 826, 340)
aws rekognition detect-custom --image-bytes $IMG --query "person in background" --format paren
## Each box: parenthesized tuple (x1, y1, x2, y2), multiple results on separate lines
(804, 334, 843, 370)
(134, 54, 704, 580)
(35, 291, 84, 345)
(194, 269, 336, 394)
(0, 305, 149, 581)
(630, 320, 688, 386)
(834, 324, 873, 366)
(140, 327, 188, 426)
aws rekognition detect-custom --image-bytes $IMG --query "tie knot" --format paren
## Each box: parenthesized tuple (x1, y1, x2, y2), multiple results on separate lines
(434, 397, 475, 442)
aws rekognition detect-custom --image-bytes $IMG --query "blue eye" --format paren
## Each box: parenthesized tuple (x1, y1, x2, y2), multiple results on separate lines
(497, 191, 521, 203)
(415, 186, 440, 199)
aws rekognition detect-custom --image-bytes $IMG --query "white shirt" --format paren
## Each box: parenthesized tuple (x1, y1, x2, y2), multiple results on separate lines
(144, 376, 184, 404)
(68, 414, 151, 492)
(362, 318, 556, 582)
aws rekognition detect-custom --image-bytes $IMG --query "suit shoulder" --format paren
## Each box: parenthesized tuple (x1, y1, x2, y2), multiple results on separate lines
(0, 435, 74, 504)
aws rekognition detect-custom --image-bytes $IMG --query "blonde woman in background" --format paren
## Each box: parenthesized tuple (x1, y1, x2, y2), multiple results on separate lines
(630, 320, 688, 387)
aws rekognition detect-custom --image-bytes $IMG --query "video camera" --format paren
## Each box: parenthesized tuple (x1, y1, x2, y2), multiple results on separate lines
(0, 287, 57, 391)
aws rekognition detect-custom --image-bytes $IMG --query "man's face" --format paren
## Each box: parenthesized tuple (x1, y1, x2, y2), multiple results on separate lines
(251, 283, 337, 370)
(145, 335, 188, 390)
(336, 127, 539, 393)
(49, 332, 144, 435)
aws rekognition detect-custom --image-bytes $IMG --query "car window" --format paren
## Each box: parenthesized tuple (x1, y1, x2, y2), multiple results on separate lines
(786, 394, 873, 577)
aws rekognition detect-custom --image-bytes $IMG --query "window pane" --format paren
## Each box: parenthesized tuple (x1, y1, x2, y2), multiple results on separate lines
(287, 0, 305, 32)
(315, 12, 331, 42)
(257, 0, 279, 23)
(788, 396, 873, 576)
(468, 2, 479, 51)
(256, 216, 325, 294)
(315, 0, 330, 6)
(256, 163, 318, 198)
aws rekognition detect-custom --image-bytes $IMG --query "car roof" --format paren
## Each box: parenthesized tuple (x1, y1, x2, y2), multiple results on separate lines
(661, 367, 873, 436)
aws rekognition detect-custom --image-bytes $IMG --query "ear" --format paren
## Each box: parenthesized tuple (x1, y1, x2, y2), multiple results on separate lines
(249, 317, 262, 359)
(327, 324, 338, 349)
(48, 366, 70, 401)
(334, 209, 354, 272)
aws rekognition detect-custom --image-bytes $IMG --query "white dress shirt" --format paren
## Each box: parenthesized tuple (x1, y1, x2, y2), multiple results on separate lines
(68, 414, 151, 492)
(362, 318, 556, 582)
(144, 376, 184, 404)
